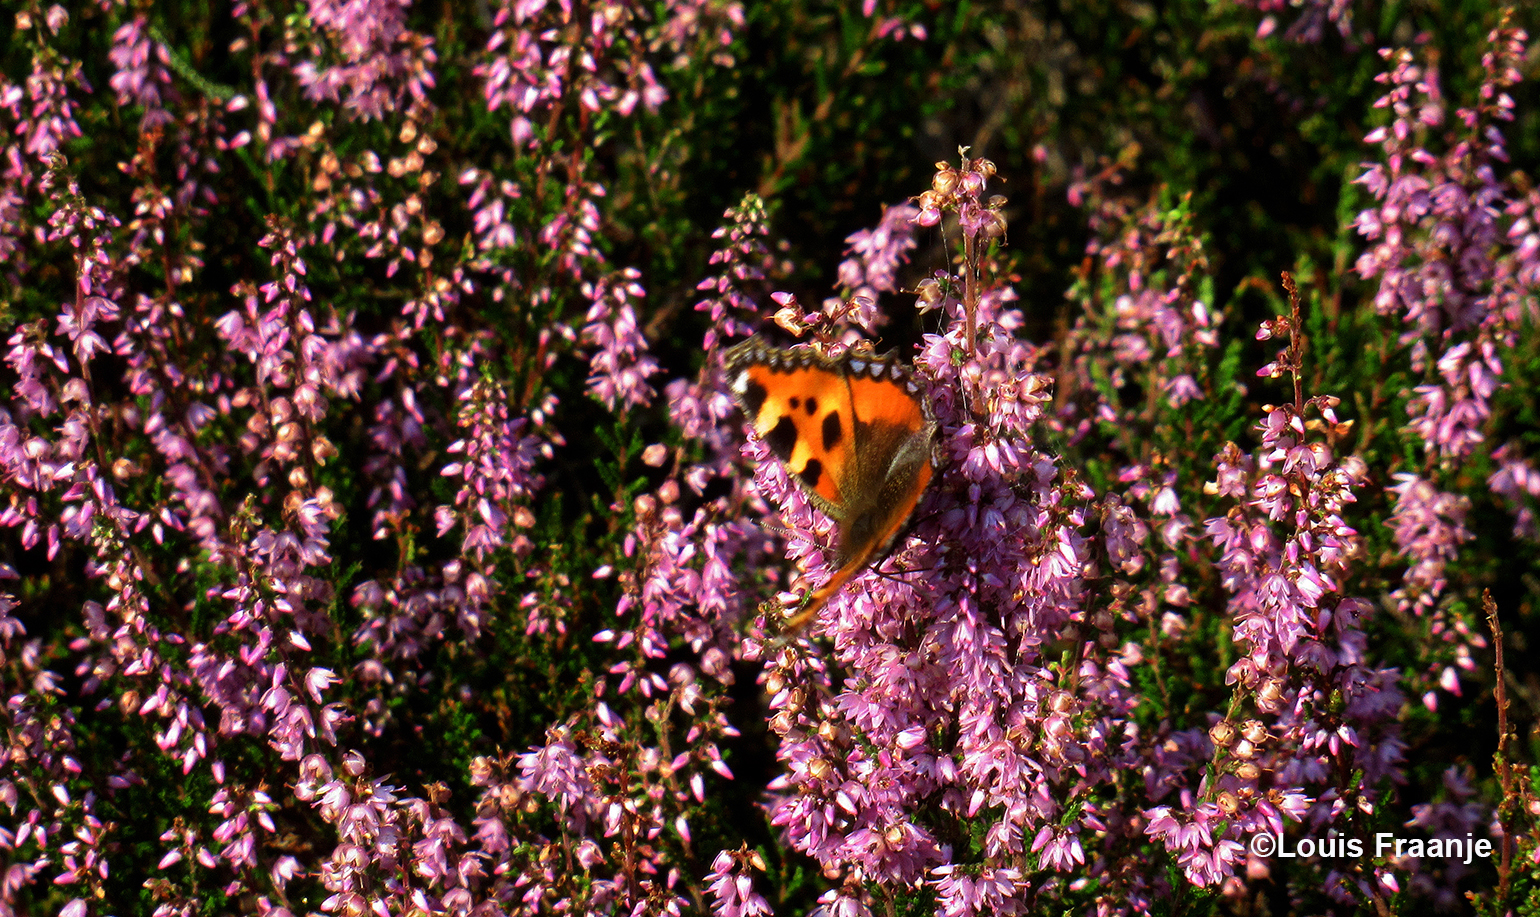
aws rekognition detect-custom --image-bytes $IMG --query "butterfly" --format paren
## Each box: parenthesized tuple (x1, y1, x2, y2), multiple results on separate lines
(724, 337, 937, 634)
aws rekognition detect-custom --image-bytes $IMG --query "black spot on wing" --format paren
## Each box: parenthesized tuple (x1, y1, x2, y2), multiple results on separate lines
(739, 377, 767, 417)
(799, 458, 823, 489)
(822, 411, 843, 451)
(765, 415, 799, 461)
(805, 396, 818, 415)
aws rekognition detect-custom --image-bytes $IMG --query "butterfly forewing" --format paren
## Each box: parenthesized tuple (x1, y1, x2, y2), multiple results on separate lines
(728, 358, 854, 514)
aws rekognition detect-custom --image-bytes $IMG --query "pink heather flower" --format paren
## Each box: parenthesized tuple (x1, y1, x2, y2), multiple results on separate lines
(1355, 25, 1528, 463)
(1235, 0, 1360, 44)
(107, 15, 175, 131)
(437, 381, 549, 564)
(809, 895, 869, 917)
(1386, 473, 1471, 612)
(1186, 312, 1404, 896)
(1490, 443, 1540, 541)
(705, 850, 771, 917)
(1350, 18, 1530, 711)
(657, 0, 746, 67)
(583, 268, 660, 412)
(477, 0, 674, 149)
(292, 0, 436, 121)
(462, 168, 522, 257)
(933, 865, 1026, 917)
(17, 35, 85, 158)
(837, 203, 921, 297)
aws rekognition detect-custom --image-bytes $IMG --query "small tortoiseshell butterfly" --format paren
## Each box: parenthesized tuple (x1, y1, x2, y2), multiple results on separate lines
(724, 338, 937, 634)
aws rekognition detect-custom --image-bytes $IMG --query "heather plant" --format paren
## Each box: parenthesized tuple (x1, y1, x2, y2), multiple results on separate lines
(2, 1, 1540, 917)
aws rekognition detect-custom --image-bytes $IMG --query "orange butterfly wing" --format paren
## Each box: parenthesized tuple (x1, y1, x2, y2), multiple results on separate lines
(726, 360, 855, 515)
(725, 339, 936, 633)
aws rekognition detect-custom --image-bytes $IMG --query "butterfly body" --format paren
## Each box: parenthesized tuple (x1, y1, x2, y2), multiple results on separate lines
(724, 338, 936, 633)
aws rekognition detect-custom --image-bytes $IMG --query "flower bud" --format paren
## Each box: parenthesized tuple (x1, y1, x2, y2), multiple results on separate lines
(769, 711, 794, 735)
(1255, 680, 1285, 711)
(312, 436, 338, 463)
(817, 720, 848, 744)
(785, 687, 806, 715)
(915, 278, 943, 312)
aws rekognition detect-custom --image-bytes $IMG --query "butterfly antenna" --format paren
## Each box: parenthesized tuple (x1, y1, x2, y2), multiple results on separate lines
(756, 519, 798, 543)
(749, 510, 840, 556)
